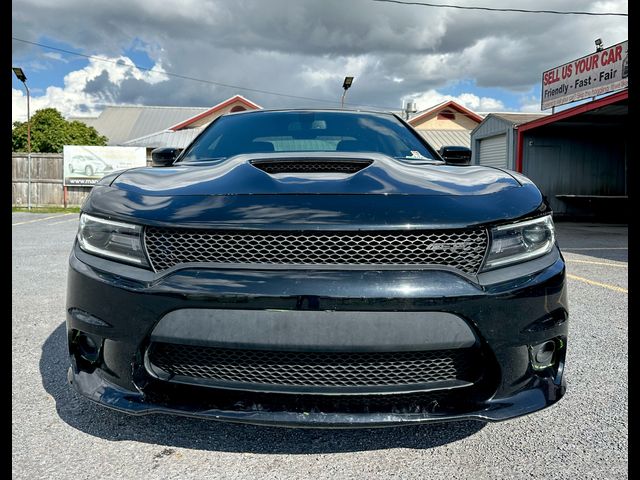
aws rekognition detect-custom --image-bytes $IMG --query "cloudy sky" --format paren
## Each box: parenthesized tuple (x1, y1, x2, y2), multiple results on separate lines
(11, 0, 628, 122)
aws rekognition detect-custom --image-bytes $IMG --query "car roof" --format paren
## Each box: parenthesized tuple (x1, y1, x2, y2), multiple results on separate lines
(224, 108, 398, 118)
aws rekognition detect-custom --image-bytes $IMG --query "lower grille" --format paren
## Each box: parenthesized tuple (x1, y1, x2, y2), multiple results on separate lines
(147, 343, 482, 393)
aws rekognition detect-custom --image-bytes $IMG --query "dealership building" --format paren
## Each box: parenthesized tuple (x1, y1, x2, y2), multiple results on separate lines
(472, 40, 628, 218)
(517, 90, 627, 217)
(472, 90, 628, 218)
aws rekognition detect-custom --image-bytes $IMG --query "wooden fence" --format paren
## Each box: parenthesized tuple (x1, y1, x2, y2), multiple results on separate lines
(12, 154, 89, 206)
(12, 153, 152, 207)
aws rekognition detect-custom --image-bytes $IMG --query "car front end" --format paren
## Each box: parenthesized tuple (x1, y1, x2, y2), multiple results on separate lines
(66, 110, 567, 428)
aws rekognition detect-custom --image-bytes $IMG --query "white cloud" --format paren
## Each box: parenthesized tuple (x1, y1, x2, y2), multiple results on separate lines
(299, 55, 369, 91)
(519, 99, 544, 113)
(11, 56, 168, 122)
(403, 90, 506, 113)
(11, 0, 628, 115)
(41, 52, 68, 62)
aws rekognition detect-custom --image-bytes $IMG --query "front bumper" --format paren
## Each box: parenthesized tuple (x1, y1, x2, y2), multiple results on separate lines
(66, 244, 568, 428)
(68, 364, 564, 428)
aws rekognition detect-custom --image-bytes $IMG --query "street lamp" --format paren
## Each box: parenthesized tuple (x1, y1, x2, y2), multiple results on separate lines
(13, 67, 31, 210)
(341, 76, 354, 109)
(595, 38, 603, 52)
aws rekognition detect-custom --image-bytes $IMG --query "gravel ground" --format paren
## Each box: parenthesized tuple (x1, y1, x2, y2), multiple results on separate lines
(12, 214, 628, 479)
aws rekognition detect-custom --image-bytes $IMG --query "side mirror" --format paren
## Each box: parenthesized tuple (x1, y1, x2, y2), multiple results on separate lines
(439, 146, 471, 166)
(151, 147, 182, 167)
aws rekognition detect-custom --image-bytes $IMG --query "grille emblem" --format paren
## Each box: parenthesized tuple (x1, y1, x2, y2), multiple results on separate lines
(425, 242, 473, 251)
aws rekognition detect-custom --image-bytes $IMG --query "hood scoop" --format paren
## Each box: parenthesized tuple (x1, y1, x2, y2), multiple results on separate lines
(250, 158, 373, 175)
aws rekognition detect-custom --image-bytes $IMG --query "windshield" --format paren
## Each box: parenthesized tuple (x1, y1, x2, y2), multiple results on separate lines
(180, 111, 438, 162)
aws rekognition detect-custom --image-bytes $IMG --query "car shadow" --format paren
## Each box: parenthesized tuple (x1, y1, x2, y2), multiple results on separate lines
(41, 322, 485, 453)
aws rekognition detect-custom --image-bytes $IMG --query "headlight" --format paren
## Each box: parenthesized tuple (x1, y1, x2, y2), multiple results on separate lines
(483, 215, 555, 270)
(77, 213, 149, 267)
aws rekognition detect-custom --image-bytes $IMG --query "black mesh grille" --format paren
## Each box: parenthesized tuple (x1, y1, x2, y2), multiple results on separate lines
(144, 228, 488, 273)
(252, 160, 372, 174)
(147, 343, 481, 389)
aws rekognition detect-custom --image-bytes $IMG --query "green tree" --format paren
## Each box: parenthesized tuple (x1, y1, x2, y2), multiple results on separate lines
(12, 108, 108, 153)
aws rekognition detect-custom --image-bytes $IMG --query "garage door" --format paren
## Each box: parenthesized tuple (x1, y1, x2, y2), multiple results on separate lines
(478, 134, 507, 168)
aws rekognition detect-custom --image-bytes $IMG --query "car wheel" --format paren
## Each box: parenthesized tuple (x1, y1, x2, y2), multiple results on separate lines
(85, 165, 94, 176)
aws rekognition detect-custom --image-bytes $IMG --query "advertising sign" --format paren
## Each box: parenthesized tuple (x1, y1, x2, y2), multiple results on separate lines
(541, 40, 628, 110)
(63, 145, 147, 187)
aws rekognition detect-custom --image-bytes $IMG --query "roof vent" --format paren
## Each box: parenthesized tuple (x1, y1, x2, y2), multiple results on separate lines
(251, 159, 373, 175)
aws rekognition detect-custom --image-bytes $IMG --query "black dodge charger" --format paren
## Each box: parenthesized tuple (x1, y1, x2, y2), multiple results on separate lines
(66, 109, 568, 427)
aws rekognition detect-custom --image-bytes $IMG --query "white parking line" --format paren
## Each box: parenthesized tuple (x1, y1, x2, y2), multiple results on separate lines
(565, 259, 627, 268)
(564, 247, 628, 250)
(12, 213, 74, 226)
(47, 217, 79, 226)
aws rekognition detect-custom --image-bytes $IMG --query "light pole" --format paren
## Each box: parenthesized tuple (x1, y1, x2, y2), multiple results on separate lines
(13, 67, 31, 210)
(341, 76, 354, 109)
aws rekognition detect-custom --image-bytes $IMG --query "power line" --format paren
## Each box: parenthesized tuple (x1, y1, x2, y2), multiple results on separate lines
(11, 37, 354, 107)
(11, 36, 520, 119)
(371, 0, 628, 16)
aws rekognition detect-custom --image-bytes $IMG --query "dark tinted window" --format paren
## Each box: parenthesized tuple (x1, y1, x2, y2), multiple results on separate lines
(180, 111, 437, 162)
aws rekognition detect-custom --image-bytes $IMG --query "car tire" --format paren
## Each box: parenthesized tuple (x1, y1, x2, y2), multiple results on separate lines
(85, 165, 94, 176)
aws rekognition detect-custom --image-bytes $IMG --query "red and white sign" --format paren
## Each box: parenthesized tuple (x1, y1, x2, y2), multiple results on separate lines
(541, 40, 628, 110)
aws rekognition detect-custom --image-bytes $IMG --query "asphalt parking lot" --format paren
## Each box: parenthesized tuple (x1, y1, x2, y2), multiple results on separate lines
(12, 213, 628, 479)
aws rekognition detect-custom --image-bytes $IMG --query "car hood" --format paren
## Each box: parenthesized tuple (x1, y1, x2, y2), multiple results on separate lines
(86, 153, 546, 230)
(111, 152, 520, 196)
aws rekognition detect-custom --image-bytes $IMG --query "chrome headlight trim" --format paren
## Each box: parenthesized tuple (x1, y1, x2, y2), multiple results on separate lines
(482, 215, 555, 270)
(77, 213, 150, 267)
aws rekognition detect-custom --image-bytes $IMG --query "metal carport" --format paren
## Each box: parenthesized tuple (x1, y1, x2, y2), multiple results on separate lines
(515, 90, 628, 219)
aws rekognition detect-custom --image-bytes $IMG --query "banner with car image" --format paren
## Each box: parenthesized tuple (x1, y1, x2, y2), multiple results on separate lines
(63, 145, 147, 187)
